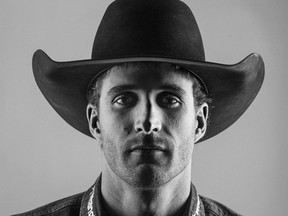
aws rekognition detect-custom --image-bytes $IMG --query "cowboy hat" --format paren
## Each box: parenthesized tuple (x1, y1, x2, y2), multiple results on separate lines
(32, 0, 265, 143)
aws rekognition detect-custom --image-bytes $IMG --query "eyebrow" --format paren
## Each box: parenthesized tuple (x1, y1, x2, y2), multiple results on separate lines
(107, 84, 187, 96)
(158, 84, 187, 95)
(107, 85, 138, 96)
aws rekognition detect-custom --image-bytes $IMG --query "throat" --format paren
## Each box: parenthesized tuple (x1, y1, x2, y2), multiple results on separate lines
(103, 187, 190, 216)
(101, 164, 193, 216)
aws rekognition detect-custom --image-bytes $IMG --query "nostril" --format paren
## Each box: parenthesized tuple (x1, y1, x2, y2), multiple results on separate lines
(136, 127, 142, 132)
(153, 128, 159, 132)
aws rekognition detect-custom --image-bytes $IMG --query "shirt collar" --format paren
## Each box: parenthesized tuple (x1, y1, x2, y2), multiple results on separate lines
(80, 174, 106, 216)
(80, 174, 203, 216)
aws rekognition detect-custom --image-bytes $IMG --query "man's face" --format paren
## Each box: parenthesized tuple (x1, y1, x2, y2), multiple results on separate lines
(89, 63, 206, 188)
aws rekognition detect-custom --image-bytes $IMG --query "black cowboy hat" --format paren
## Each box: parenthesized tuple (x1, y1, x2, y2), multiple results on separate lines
(32, 0, 264, 143)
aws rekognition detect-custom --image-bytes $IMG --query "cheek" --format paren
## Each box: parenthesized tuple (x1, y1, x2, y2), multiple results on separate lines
(165, 106, 196, 135)
(175, 117, 196, 145)
(99, 107, 134, 138)
(173, 111, 196, 162)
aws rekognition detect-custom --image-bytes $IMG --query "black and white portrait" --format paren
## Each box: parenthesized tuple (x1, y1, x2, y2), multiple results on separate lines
(1, 0, 287, 215)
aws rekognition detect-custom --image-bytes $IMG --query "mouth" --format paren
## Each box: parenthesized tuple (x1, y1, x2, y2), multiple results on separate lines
(130, 145, 166, 152)
(126, 134, 170, 153)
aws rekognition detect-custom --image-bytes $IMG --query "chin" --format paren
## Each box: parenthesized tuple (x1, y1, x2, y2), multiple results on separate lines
(125, 164, 174, 189)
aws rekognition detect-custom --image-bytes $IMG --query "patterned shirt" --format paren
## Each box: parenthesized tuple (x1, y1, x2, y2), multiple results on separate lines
(13, 175, 242, 216)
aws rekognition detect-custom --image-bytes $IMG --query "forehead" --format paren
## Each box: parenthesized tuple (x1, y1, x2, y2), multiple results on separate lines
(101, 62, 194, 90)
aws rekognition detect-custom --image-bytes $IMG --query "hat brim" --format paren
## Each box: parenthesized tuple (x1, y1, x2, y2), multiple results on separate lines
(32, 49, 264, 143)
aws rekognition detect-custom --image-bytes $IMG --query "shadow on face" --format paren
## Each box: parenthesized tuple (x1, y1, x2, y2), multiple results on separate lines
(86, 62, 208, 187)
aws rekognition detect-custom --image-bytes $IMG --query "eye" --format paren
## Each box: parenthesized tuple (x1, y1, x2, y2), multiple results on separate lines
(157, 92, 182, 108)
(113, 93, 137, 108)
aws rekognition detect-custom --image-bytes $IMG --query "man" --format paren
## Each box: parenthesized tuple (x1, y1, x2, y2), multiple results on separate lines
(14, 0, 264, 215)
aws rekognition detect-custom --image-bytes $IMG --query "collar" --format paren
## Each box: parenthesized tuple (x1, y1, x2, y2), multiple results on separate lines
(80, 174, 203, 216)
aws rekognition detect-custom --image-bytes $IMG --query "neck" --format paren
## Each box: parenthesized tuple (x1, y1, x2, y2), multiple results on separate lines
(101, 163, 192, 216)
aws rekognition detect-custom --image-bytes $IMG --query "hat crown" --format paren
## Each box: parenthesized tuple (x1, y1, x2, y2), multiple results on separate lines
(92, 0, 205, 61)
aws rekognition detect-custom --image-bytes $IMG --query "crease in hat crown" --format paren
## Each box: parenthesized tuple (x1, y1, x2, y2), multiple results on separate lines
(92, 0, 205, 61)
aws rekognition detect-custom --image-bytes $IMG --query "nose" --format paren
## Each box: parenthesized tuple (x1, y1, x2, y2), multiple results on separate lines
(134, 99, 162, 134)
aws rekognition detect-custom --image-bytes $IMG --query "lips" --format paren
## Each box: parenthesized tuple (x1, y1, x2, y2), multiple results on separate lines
(127, 135, 168, 152)
(130, 145, 165, 152)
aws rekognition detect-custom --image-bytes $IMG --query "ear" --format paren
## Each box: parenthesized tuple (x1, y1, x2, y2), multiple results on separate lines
(86, 103, 102, 141)
(194, 102, 209, 143)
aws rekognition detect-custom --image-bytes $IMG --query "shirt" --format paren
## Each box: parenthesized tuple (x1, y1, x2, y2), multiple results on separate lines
(12, 175, 242, 216)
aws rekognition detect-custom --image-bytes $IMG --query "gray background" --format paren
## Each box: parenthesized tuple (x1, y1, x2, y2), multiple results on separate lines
(1, 0, 287, 215)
